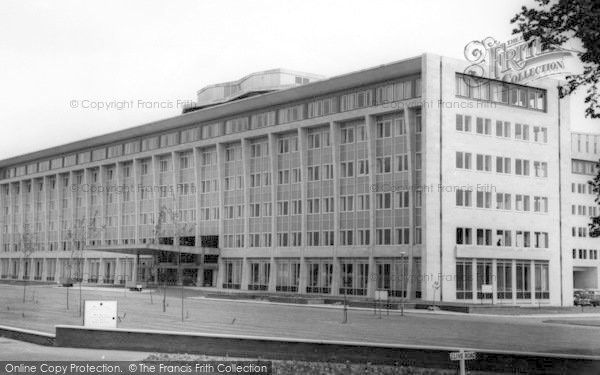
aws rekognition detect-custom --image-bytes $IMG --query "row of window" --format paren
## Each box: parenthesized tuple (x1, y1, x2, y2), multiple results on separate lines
(455, 227, 549, 248)
(456, 152, 548, 177)
(456, 74, 546, 111)
(3, 77, 422, 180)
(572, 205, 598, 217)
(456, 190, 548, 212)
(573, 248, 599, 260)
(456, 259, 549, 300)
(572, 183, 594, 195)
(572, 159, 598, 176)
(456, 114, 548, 143)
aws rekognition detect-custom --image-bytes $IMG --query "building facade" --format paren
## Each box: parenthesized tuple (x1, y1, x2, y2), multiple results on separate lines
(568, 132, 600, 292)
(0, 54, 595, 306)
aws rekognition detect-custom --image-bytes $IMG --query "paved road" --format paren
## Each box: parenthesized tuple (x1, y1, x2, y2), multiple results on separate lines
(1, 284, 600, 356)
(0, 338, 150, 360)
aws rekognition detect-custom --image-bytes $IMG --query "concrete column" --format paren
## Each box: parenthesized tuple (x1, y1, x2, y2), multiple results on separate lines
(367, 255, 376, 298)
(192, 147, 201, 248)
(132, 253, 139, 283)
(151, 156, 160, 241)
(42, 176, 49, 251)
(132, 159, 140, 244)
(471, 258, 477, 304)
(98, 257, 105, 284)
(268, 258, 276, 292)
(331, 257, 340, 296)
(196, 265, 203, 287)
(0, 184, 5, 252)
(240, 139, 251, 291)
(82, 257, 90, 283)
(403, 110, 416, 299)
(298, 128, 308, 249)
(54, 257, 61, 282)
(215, 144, 226, 248)
(114, 257, 122, 285)
(492, 258, 498, 304)
(241, 257, 250, 290)
(17, 257, 24, 279)
(241, 139, 251, 250)
(116, 163, 123, 245)
(298, 257, 307, 294)
(330, 121, 341, 251)
(267, 134, 278, 249)
(217, 256, 224, 288)
(512, 259, 518, 305)
(41, 258, 48, 281)
(83, 169, 90, 247)
(98, 166, 106, 245)
(530, 259, 536, 304)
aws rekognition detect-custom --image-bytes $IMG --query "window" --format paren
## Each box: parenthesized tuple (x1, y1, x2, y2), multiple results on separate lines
(358, 159, 369, 176)
(396, 191, 409, 208)
(476, 229, 492, 246)
(456, 152, 472, 169)
(534, 161, 548, 178)
(340, 162, 354, 178)
(495, 121, 510, 138)
(515, 159, 530, 176)
(515, 194, 530, 211)
(340, 196, 354, 212)
(341, 128, 355, 144)
(515, 124, 530, 141)
(308, 133, 321, 149)
(340, 90, 372, 111)
(456, 260, 473, 299)
(533, 126, 548, 143)
(496, 157, 511, 174)
(456, 115, 473, 132)
(476, 191, 491, 208)
(395, 155, 408, 172)
(456, 189, 472, 207)
(476, 118, 492, 135)
(496, 230, 512, 247)
(358, 194, 370, 211)
(476, 154, 492, 171)
(377, 157, 391, 173)
(496, 193, 511, 210)
(456, 227, 472, 245)
(377, 121, 392, 138)
(376, 193, 392, 209)
(377, 229, 392, 245)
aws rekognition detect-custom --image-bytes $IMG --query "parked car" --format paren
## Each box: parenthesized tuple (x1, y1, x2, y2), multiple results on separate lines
(574, 291, 592, 306)
(590, 295, 600, 307)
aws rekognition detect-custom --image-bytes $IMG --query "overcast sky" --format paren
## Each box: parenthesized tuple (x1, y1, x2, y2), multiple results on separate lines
(0, 0, 597, 160)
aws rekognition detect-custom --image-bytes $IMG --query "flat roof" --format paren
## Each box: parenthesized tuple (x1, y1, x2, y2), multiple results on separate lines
(0, 54, 423, 169)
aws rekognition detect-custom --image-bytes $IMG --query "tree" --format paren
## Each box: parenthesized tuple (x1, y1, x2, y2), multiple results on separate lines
(589, 165, 600, 237)
(511, 0, 600, 118)
(18, 228, 36, 303)
(63, 211, 105, 312)
(512, 1, 600, 236)
(153, 201, 194, 321)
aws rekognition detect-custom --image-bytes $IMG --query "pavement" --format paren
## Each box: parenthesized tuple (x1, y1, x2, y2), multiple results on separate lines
(0, 337, 150, 361)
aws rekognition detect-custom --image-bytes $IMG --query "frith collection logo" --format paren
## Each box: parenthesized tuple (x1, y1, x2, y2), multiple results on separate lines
(463, 36, 574, 85)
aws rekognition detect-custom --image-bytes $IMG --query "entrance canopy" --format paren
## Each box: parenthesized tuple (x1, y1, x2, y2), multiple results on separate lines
(85, 244, 220, 257)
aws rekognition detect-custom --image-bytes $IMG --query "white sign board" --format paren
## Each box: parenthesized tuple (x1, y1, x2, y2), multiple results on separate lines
(481, 284, 493, 294)
(450, 351, 476, 361)
(84, 300, 117, 328)
(375, 290, 388, 301)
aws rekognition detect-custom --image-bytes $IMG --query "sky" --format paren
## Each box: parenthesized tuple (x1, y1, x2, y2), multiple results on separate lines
(0, 0, 597, 160)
